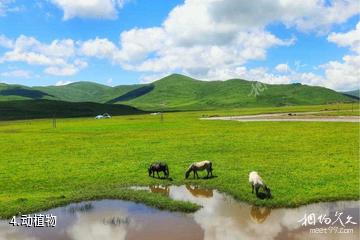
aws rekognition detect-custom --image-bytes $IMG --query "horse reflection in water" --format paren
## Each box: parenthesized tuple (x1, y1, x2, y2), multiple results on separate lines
(185, 185, 213, 198)
(249, 206, 271, 223)
(150, 185, 170, 196)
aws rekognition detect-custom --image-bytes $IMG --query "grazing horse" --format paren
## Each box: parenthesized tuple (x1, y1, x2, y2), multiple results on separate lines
(148, 162, 169, 178)
(249, 171, 271, 199)
(185, 160, 213, 179)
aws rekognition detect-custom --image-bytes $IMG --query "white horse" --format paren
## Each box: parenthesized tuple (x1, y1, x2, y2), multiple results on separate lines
(185, 160, 213, 179)
(249, 171, 271, 199)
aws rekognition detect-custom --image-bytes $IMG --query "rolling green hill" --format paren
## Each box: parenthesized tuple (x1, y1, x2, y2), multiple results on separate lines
(115, 74, 355, 110)
(343, 90, 360, 98)
(34, 82, 144, 103)
(0, 100, 144, 120)
(0, 81, 143, 103)
(0, 74, 355, 111)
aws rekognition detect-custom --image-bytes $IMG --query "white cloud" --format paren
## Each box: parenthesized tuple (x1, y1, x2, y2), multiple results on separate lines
(0, 0, 24, 17)
(55, 80, 73, 86)
(80, 37, 118, 60)
(0, 35, 87, 76)
(1, 1, 358, 90)
(92, 26, 294, 80)
(319, 22, 360, 90)
(0, 34, 13, 48)
(328, 22, 360, 54)
(207, 0, 359, 33)
(51, 0, 127, 20)
(251, 29, 360, 91)
(0, 69, 31, 78)
(82, 0, 358, 84)
(320, 54, 360, 90)
(44, 59, 87, 76)
(108, 0, 298, 80)
(275, 63, 291, 73)
(119, 0, 358, 89)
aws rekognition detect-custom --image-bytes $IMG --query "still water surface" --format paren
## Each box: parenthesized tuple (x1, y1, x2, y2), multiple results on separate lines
(1, 185, 358, 240)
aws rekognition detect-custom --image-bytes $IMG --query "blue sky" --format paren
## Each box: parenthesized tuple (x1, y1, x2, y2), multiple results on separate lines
(0, 0, 359, 91)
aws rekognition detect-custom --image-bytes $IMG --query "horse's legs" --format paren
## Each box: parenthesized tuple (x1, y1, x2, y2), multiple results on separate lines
(156, 171, 160, 178)
(152, 171, 155, 178)
(193, 171, 196, 178)
(255, 185, 260, 196)
(195, 171, 199, 179)
(251, 184, 254, 194)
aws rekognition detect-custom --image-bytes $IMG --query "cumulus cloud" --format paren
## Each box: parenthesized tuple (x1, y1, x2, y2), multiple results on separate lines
(243, 21, 360, 91)
(208, 0, 359, 33)
(328, 21, 360, 53)
(265, 22, 360, 91)
(0, 35, 87, 76)
(79, 2, 295, 81)
(275, 63, 291, 73)
(319, 53, 360, 90)
(0, 34, 13, 48)
(320, 22, 360, 90)
(51, 0, 127, 20)
(80, 37, 119, 60)
(78, 0, 358, 85)
(44, 60, 87, 76)
(110, 0, 297, 79)
(1, 0, 358, 89)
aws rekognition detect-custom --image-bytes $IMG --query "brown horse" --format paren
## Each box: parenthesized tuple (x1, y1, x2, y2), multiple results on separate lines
(148, 162, 169, 178)
(185, 160, 213, 179)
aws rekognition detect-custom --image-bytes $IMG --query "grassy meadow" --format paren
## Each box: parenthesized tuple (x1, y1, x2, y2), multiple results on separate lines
(0, 103, 359, 218)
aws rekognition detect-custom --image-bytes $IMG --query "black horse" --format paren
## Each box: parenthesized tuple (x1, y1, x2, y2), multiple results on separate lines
(148, 162, 169, 178)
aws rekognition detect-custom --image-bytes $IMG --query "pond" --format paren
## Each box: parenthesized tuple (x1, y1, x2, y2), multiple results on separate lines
(1, 185, 359, 240)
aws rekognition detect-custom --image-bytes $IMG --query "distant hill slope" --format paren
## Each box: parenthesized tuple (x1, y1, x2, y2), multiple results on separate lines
(0, 100, 144, 120)
(343, 90, 360, 98)
(0, 74, 356, 111)
(115, 74, 355, 110)
(34, 82, 144, 103)
(0, 82, 143, 103)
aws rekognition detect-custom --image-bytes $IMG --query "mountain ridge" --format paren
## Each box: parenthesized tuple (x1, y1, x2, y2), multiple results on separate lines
(0, 74, 356, 110)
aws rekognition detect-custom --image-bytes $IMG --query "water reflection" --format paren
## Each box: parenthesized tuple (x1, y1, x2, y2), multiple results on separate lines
(185, 185, 213, 198)
(0, 185, 358, 240)
(67, 203, 94, 215)
(149, 185, 170, 196)
(250, 206, 271, 224)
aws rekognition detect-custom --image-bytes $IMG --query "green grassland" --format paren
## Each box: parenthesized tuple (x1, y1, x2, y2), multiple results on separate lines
(0, 104, 358, 218)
